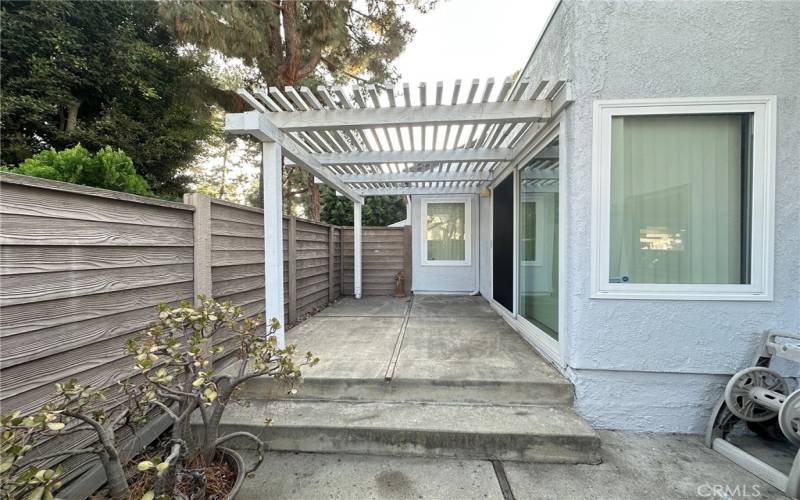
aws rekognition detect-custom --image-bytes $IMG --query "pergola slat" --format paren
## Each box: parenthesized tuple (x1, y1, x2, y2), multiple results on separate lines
(232, 79, 571, 199)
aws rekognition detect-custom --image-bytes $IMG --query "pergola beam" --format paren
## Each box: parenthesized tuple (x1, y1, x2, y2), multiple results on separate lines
(225, 110, 363, 203)
(305, 148, 514, 165)
(339, 171, 491, 183)
(264, 99, 551, 132)
(356, 186, 482, 197)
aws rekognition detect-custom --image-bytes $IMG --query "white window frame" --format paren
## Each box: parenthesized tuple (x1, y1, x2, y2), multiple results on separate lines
(591, 96, 776, 301)
(421, 196, 472, 266)
(519, 193, 548, 268)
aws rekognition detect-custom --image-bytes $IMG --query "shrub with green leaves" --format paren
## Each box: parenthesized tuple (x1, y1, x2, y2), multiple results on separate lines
(10, 145, 151, 196)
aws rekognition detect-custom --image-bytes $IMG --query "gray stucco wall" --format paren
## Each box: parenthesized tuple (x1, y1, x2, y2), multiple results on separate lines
(515, 0, 800, 432)
(410, 194, 481, 293)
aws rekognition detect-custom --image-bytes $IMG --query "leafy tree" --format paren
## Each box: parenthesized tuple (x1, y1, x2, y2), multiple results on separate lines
(320, 186, 406, 226)
(159, 0, 436, 216)
(0, 0, 217, 197)
(191, 131, 260, 205)
(9, 145, 151, 196)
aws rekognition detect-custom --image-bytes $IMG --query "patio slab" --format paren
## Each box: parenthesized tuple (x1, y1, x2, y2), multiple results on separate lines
(238, 451, 503, 500)
(410, 294, 497, 318)
(503, 430, 787, 500)
(316, 296, 410, 317)
(235, 430, 786, 500)
(251, 294, 573, 405)
(393, 316, 565, 384)
(286, 315, 403, 379)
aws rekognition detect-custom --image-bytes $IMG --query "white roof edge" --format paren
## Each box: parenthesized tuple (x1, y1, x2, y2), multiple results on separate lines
(508, 0, 564, 99)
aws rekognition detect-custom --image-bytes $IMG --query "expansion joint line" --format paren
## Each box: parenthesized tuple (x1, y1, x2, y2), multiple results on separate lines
(384, 295, 414, 381)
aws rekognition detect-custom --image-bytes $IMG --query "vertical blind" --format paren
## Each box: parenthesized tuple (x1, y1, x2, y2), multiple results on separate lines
(609, 113, 752, 284)
(426, 202, 466, 261)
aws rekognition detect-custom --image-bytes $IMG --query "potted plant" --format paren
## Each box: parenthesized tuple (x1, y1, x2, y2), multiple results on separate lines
(0, 378, 157, 500)
(0, 297, 316, 500)
(127, 297, 318, 499)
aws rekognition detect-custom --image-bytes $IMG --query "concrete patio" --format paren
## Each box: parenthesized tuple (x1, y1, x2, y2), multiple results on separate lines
(288, 294, 568, 399)
(239, 431, 787, 499)
(218, 295, 797, 498)
(225, 295, 600, 463)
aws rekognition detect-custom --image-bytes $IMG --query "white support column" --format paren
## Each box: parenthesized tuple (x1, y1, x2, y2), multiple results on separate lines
(263, 141, 285, 347)
(353, 201, 363, 299)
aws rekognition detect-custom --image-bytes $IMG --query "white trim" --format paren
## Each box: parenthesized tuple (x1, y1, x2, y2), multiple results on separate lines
(262, 142, 286, 348)
(421, 196, 472, 267)
(313, 148, 514, 165)
(591, 96, 777, 301)
(353, 201, 362, 299)
(519, 193, 550, 268)
(261, 99, 550, 131)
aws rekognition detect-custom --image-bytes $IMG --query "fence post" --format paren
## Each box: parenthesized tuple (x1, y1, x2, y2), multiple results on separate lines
(287, 216, 297, 324)
(183, 193, 212, 303)
(340, 228, 345, 296)
(328, 225, 335, 303)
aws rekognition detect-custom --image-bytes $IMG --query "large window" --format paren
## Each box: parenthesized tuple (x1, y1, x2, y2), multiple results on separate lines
(592, 97, 776, 300)
(422, 198, 470, 265)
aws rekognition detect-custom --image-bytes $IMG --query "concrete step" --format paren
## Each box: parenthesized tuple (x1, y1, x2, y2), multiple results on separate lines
(205, 399, 601, 464)
(240, 375, 574, 406)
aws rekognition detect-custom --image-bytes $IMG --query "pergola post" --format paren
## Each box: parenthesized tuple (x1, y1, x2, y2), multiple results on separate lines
(353, 201, 363, 299)
(262, 141, 285, 347)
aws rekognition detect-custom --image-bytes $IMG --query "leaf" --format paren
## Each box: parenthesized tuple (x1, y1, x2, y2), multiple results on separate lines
(25, 487, 44, 500)
(203, 388, 218, 402)
(141, 491, 155, 500)
(46, 422, 65, 431)
(137, 461, 154, 471)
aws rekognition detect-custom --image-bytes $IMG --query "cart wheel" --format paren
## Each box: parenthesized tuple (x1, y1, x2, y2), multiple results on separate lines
(724, 367, 788, 422)
(779, 390, 800, 447)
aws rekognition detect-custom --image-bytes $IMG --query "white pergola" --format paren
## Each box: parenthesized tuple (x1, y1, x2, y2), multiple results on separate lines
(224, 78, 571, 346)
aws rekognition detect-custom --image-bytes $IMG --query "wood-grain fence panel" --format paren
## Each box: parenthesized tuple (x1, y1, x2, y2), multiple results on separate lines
(0, 264, 193, 307)
(0, 182, 193, 228)
(340, 226, 408, 296)
(0, 215, 193, 247)
(0, 246, 193, 275)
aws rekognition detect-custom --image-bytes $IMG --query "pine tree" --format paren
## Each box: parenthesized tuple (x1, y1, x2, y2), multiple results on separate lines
(159, 0, 436, 216)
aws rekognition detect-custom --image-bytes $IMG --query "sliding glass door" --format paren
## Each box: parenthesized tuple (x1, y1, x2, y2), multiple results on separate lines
(518, 139, 559, 340)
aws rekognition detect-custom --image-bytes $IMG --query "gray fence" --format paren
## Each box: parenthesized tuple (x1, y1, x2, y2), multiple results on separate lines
(0, 172, 409, 486)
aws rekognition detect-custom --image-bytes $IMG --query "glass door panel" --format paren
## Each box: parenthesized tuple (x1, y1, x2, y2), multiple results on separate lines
(518, 139, 559, 340)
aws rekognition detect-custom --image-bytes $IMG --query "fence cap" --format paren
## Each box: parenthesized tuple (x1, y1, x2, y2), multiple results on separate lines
(0, 172, 195, 211)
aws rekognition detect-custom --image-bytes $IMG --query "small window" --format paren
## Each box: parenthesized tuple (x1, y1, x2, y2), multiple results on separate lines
(592, 97, 775, 300)
(422, 198, 471, 265)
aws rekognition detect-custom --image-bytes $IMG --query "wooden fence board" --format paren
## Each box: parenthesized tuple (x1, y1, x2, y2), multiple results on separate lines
(0, 246, 193, 275)
(0, 264, 193, 307)
(0, 215, 193, 247)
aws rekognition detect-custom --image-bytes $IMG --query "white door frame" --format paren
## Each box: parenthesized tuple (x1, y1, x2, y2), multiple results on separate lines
(488, 115, 568, 370)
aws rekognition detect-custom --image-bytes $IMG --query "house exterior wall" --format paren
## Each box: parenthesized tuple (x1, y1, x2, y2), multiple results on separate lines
(410, 194, 481, 293)
(512, 0, 800, 432)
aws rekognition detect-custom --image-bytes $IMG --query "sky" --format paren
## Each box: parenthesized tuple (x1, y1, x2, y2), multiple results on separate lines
(393, 0, 559, 84)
